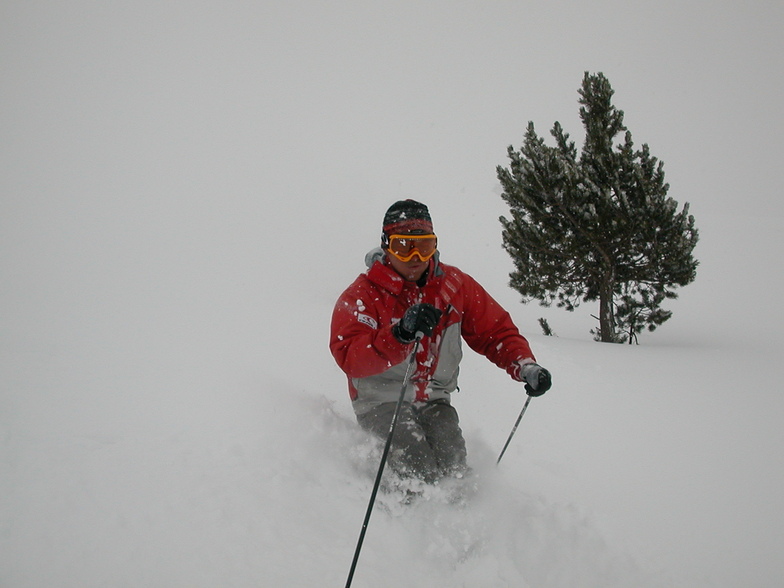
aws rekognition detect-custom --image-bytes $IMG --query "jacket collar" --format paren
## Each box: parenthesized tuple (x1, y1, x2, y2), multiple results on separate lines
(364, 247, 443, 295)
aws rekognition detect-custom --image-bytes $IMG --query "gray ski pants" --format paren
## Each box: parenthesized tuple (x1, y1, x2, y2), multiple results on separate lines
(356, 399, 467, 483)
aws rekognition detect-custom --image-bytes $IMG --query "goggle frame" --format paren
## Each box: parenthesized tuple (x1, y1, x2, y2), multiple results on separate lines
(385, 233, 438, 262)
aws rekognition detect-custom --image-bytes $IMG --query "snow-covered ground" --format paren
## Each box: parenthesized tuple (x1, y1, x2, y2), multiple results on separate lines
(2, 2, 783, 587)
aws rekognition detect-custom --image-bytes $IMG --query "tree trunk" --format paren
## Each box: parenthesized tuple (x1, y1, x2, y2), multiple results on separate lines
(598, 275, 616, 342)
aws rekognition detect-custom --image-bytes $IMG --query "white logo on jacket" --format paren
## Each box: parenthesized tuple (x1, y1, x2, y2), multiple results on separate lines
(356, 313, 378, 329)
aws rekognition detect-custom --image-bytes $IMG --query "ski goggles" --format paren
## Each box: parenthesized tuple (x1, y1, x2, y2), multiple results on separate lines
(385, 234, 438, 262)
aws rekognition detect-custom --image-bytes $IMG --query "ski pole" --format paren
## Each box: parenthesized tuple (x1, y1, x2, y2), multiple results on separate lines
(345, 335, 421, 588)
(496, 394, 533, 465)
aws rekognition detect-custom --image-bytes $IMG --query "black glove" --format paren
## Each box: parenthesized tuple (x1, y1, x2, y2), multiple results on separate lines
(519, 362, 552, 397)
(393, 303, 442, 343)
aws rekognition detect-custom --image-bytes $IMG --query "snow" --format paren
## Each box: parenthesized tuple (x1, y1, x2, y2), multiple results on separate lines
(2, 2, 784, 587)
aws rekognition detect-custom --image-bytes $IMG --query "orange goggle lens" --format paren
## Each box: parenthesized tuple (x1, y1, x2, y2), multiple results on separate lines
(386, 234, 438, 262)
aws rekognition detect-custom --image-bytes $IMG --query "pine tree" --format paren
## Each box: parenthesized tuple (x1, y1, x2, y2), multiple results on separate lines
(497, 72, 699, 343)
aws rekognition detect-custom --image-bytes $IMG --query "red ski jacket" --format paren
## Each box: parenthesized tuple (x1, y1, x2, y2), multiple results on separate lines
(330, 249, 536, 415)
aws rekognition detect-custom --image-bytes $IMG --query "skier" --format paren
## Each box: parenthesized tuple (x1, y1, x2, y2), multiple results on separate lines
(330, 200, 551, 483)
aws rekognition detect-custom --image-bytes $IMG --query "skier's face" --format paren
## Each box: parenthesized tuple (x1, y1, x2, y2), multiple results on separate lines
(387, 251, 430, 282)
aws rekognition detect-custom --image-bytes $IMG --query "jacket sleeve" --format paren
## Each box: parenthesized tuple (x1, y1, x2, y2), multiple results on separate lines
(457, 271, 536, 380)
(330, 281, 410, 379)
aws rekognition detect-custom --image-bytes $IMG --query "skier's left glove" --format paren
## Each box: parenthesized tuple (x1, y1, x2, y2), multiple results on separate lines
(518, 361, 552, 397)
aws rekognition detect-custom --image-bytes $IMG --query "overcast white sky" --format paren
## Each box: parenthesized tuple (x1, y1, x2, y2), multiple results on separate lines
(3, 1, 782, 219)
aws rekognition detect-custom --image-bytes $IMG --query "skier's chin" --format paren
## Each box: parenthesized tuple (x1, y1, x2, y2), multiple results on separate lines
(402, 263, 427, 280)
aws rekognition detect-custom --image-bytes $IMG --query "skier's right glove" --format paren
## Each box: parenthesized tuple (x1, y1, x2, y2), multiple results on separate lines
(393, 303, 442, 343)
(518, 362, 552, 397)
